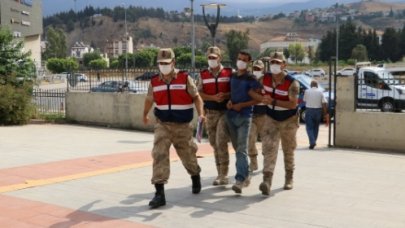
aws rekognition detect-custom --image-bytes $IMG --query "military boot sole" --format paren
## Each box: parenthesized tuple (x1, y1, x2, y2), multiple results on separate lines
(232, 184, 242, 194)
(149, 197, 166, 209)
(212, 178, 229, 186)
(284, 184, 293, 190)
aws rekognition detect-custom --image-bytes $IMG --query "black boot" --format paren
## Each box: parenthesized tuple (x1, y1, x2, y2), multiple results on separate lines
(191, 175, 201, 194)
(149, 184, 166, 209)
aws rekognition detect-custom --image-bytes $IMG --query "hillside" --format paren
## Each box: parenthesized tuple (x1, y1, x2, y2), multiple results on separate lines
(59, 0, 405, 54)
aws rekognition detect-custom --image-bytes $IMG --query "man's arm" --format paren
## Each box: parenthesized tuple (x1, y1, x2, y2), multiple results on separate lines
(143, 98, 154, 125)
(263, 81, 299, 109)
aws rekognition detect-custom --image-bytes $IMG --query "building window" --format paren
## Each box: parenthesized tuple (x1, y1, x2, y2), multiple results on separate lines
(22, 11, 31, 16)
(21, 20, 31, 26)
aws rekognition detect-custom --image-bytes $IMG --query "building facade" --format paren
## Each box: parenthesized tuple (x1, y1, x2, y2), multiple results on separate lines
(0, 0, 43, 68)
(104, 36, 133, 58)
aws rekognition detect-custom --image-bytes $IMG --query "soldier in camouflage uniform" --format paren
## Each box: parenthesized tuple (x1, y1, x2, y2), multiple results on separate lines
(259, 52, 300, 196)
(197, 46, 231, 185)
(143, 48, 206, 209)
(248, 60, 267, 172)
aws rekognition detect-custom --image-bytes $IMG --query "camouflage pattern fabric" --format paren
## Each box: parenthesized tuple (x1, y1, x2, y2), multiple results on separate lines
(205, 109, 230, 167)
(151, 121, 201, 184)
(261, 115, 299, 174)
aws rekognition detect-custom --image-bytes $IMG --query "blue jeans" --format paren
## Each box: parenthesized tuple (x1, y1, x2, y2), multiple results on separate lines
(225, 112, 252, 182)
(305, 108, 322, 146)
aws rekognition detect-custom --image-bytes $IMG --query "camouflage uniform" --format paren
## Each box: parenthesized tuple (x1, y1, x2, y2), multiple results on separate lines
(261, 114, 299, 175)
(146, 69, 202, 184)
(204, 109, 230, 174)
(248, 113, 265, 170)
(151, 121, 201, 184)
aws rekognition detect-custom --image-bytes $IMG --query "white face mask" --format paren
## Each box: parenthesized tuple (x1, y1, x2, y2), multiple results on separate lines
(236, 60, 248, 70)
(208, 60, 219, 69)
(270, 64, 282, 75)
(253, 71, 263, 78)
(159, 64, 173, 75)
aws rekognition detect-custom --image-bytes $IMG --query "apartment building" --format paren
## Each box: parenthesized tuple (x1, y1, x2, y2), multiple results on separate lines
(104, 36, 133, 58)
(0, 0, 43, 67)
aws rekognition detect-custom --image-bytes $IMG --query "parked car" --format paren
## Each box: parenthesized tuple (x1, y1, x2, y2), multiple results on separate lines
(91, 80, 145, 93)
(306, 68, 326, 77)
(292, 74, 334, 122)
(76, 73, 88, 82)
(135, 72, 157, 81)
(336, 67, 355, 77)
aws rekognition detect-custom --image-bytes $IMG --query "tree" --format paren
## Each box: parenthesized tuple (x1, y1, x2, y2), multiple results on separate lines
(89, 59, 107, 70)
(288, 43, 305, 64)
(0, 28, 34, 125)
(43, 27, 67, 59)
(351, 44, 368, 61)
(225, 29, 250, 66)
(83, 52, 101, 68)
(46, 58, 79, 73)
(381, 28, 402, 62)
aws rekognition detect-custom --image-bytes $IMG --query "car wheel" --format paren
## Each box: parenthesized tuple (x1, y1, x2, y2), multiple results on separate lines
(380, 98, 395, 112)
(299, 109, 306, 123)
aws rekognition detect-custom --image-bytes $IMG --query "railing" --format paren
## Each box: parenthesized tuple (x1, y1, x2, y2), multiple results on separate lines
(32, 88, 66, 115)
(67, 68, 201, 92)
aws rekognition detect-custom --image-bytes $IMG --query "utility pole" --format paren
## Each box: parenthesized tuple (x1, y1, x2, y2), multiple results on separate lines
(335, 3, 339, 69)
(123, 3, 128, 81)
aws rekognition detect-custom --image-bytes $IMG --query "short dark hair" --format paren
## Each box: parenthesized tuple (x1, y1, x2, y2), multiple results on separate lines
(238, 50, 252, 61)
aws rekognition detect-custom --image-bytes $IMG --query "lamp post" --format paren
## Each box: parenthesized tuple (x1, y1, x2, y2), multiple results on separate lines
(191, 0, 195, 69)
(201, 3, 226, 46)
(335, 3, 339, 69)
(123, 3, 128, 81)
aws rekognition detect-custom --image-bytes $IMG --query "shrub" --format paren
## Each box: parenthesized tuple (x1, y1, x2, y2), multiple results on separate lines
(0, 84, 34, 125)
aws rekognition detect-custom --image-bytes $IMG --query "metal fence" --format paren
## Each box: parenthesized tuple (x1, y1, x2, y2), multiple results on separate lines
(32, 88, 66, 115)
(67, 68, 201, 92)
(355, 70, 405, 112)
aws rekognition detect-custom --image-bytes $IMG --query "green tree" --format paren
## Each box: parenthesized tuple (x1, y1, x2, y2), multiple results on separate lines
(351, 44, 368, 61)
(89, 59, 108, 69)
(83, 52, 101, 68)
(225, 29, 250, 66)
(0, 28, 34, 125)
(46, 58, 79, 73)
(43, 27, 67, 59)
(288, 43, 305, 64)
(381, 28, 402, 62)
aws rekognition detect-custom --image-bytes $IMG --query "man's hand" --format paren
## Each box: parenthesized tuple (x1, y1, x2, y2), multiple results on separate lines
(143, 114, 150, 125)
(262, 95, 273, 105)
(198, 115, 206, 123)
(226, 100, 233, 110)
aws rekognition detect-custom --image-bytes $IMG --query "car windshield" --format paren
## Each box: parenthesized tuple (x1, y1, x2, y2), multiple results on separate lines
(294, 74, 325, 91)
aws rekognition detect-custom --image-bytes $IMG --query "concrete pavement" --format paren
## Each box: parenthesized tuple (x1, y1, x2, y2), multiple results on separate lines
(1, 124, 404, 228)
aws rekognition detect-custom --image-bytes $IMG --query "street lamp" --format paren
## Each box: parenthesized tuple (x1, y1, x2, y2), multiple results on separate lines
(201, 3, 226, 45)
(122, 3, 128, 81)
(191, 0, 195, 69)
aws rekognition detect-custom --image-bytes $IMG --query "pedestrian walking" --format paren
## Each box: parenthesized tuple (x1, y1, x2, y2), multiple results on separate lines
(225, 51, 261, 194)
(248, 60, 267, 172)
(259, 52, 300, 196)
(303, 80, 328, 149)
(142, 48, 206, 209)
(198, 46, 231, 186)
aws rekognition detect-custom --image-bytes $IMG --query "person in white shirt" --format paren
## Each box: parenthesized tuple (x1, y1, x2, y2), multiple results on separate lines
(303, 80, 328, 149)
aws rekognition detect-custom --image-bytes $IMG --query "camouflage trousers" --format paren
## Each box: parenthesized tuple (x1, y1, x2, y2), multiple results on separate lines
(151, 121, 201, 184)
(205, 109, 230, 167)
(248, 114, 266, 158)
(261, 115, 299, 174)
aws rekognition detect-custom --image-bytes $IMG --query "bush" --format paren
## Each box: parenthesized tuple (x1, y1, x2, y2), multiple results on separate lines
(0, 84, 34, 125)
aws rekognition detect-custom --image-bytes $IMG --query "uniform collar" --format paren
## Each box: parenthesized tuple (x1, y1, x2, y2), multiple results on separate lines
(159, 69, 179, 82)
(209, 64, 224, 77)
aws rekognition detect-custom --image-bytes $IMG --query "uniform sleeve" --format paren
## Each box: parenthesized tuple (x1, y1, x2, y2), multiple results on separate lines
(187, 76, 199, 98)
(288, 80, 300, 99)
(146, 83, 154, 102)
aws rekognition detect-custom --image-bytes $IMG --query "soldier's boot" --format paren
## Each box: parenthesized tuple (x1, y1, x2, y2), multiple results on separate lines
(284, 170, 294, 190)
(191, 174, 201, 194)
(249, 155, 258, 172)
(149, 184, 166, 209)
(213, 165, 229, 186)
(259, 172, 273, 196)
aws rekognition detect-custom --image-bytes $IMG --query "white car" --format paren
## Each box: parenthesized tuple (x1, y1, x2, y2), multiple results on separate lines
(336, 67, 355, 77)
(306, 68, 326, 77)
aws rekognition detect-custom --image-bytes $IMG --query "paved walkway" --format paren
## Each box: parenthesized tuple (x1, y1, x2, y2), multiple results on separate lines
(0, 124, 404, 228)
